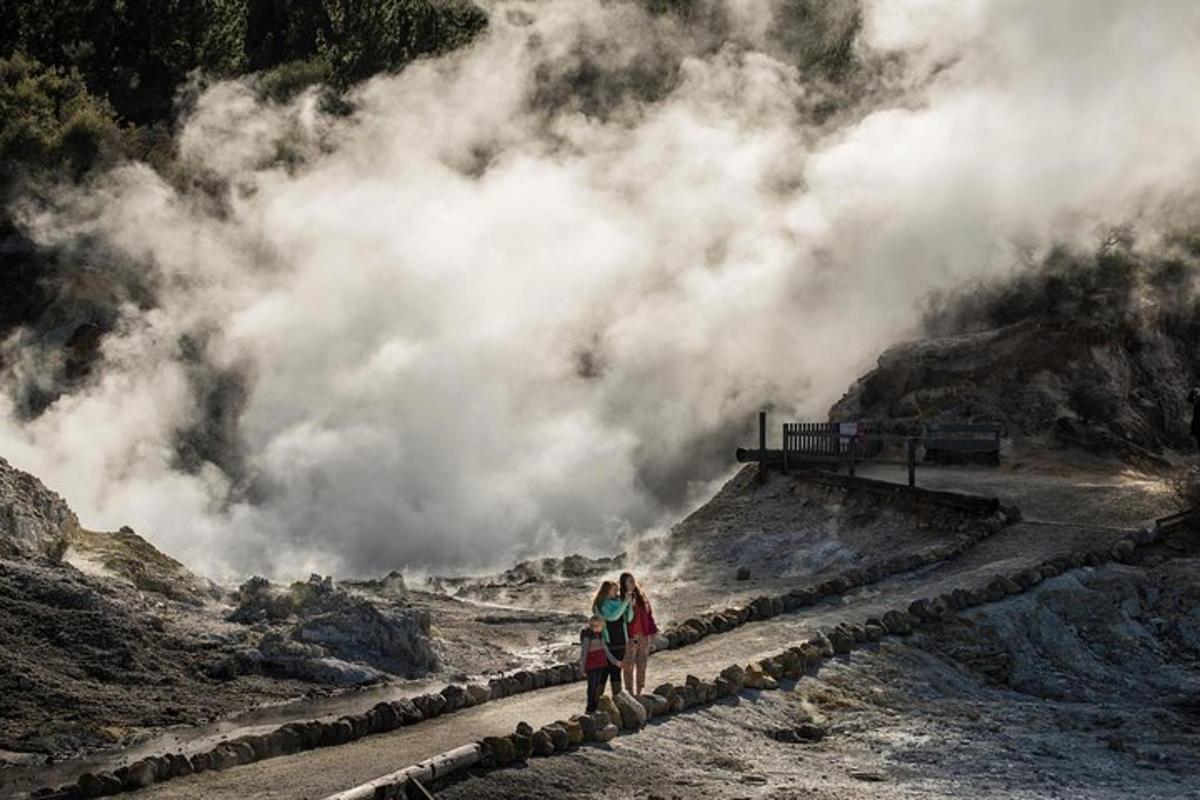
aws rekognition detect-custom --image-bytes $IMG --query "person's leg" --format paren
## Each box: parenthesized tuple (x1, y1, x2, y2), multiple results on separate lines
(586, 669, 602, 713)
(608, 644, 625, 695)
(635, 636, 649, 694)
(622, 636, 637, 692)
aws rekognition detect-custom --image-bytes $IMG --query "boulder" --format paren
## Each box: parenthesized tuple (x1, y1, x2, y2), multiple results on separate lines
(466, 683, 492, 706)
(123, 759, 157, 789)
(392, 698, 422, 725)
(544, 724, 571, 752)
(369, 701, 400, 733)
(749, 596, 775, 619)
(614, 691, 648, 730)
(531, 730, 555, 756)
(292, 601, 438, 675)
(795, 723, 826, 741)
(827, 627, 854, 654)
(736, 566, 752, 580)
(997, 575, 1022, 594)
(572, 714, 597, 740)
(266, 726, 304, 756)
(77, 771, 122, 797)
(908, 598, 941, 623)
(413, 693, 447, 719)
(511, 734, 532, 762)
(483, 735, 515, 767)
(809, 633, 834, 657)
(777, 650, 800, 678)
(636, 693, 668, 717)
(1111, 539, 1136, 561)
(718, 665, 745, 687)
(743, 664, 772, 689)
(561, 718, 584, 745)
(597, 695, 620, 724)
(594, 723, 619, 743)
(513, 670, 535, 693)
(167, 753, 192, 778)
(863, 622, 885, 641)
(321, 720, 353, 746)
(1012, 569, 1043, 590)
(441, 684, 467, 712)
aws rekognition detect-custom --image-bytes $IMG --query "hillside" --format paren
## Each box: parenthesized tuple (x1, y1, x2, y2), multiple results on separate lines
(832, 241, 1200, 467)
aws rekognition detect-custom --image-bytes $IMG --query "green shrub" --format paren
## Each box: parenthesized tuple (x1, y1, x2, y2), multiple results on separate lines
(256, 56, 332, 102)
(0, 54, 124, 183)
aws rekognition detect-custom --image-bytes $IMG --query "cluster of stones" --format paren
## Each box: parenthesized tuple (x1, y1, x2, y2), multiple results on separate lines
(657, 510, 1009, 650)
(419, 522, 1171, 793)
(42, 509, 1014, 799)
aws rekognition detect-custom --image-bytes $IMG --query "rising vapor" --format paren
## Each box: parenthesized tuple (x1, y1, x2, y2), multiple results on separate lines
(2, 0, 1199, 579)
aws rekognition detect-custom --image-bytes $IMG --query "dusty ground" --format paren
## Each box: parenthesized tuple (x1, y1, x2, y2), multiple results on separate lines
(440, 557, 1200, 800)
(0, 456, 1190, 799)
(26, 462, 1181, 800)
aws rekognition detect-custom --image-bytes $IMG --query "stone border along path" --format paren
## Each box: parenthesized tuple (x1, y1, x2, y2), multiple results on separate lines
(324, 508, 1195, 800)
(33, 480, 1012, 800)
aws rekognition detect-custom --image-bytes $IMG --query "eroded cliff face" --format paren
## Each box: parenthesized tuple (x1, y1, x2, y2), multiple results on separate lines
(0, 456, 78, 560)
(832, 243, 1200, 467)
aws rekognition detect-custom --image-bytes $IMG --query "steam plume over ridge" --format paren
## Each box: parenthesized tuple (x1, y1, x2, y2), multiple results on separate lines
(3, 0, 1200, 579)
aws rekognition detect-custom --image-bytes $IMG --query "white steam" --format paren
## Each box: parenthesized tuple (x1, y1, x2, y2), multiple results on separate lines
(3, 0, 1200, 579)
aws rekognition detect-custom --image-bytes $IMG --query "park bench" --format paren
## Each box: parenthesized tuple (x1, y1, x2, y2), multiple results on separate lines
(921, 422, 1006, 465)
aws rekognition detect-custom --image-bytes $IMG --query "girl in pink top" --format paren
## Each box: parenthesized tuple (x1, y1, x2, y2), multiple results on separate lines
(619, 572, 657, 695)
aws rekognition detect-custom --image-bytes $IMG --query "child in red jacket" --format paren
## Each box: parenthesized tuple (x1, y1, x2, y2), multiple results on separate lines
(580, 615, 622, 713)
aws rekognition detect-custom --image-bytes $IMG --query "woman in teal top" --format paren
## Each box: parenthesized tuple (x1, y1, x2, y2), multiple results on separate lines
(591, 580, 632, 694)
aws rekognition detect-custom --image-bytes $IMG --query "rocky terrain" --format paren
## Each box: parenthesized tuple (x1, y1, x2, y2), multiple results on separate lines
(0, 457, 451, 774)
(0, 449, 1185, 800)
(441, 558, 1200, 800)
(832, 243, 1200, 470)
(0, 445, 1008, 798)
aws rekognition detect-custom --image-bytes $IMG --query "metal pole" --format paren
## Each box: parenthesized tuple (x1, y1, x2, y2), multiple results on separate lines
(848, 436, 857, 478)
(758, 410, 768, 483)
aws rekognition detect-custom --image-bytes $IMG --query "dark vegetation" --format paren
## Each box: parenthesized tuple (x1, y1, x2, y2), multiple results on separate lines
(0, 0, 489, 453)
(0, 0, 877, 495)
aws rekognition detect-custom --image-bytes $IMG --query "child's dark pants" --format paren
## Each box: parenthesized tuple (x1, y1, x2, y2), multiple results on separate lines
(586, 667, 607, 712)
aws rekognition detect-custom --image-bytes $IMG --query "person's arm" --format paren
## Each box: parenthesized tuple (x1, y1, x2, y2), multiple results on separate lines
(603, 640, 622, 668)
(579, 634, 588, 672)
(596, 598, 629, 621)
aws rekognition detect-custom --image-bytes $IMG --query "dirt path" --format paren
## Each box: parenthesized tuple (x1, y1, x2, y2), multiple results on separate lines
(127, 508, 1143, 800)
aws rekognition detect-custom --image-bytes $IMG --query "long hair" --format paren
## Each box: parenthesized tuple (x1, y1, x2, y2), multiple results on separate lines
(619, 572, 649, 610)
(592, 580, 617, 613)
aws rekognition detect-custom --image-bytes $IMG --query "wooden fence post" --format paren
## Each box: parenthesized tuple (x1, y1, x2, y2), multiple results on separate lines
(781, 423, 788, 472)
(907, 437, 916, 487)
(758, 410, 768, 484)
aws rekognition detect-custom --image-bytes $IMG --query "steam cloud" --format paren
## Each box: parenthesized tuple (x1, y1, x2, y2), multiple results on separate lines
(3, 0, 1199, 579)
